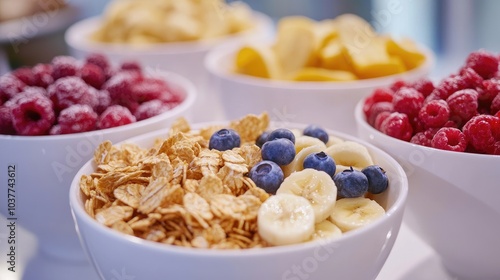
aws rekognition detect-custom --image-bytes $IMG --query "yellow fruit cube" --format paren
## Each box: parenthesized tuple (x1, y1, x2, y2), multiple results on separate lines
(319, 39, 355, 72)
(292, 67, 357, 82)
(386, 37, 426, 70)
(235, 45, 281, 79)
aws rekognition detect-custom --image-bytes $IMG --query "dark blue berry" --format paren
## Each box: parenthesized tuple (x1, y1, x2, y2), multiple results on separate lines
(333, 167, 368, 198)
(261, 138, 296, 166)
(267, 128, 296, 144)
(256, 131, 270, 148)
(362, 165, 389, 194)
(303, 152, 336, 178)
(209, 128, 241, 151)
(249, 161, 284, 194)
(303, 125, 329, 144)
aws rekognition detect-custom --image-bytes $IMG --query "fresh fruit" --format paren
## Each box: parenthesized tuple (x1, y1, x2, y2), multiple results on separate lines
(209, 128, 241, 151)
(464, 50, 499, 79)
(379, 112, 413, 141)
(462, 115, 500, 154)
(249, 161, 284, 194)
(324, 141, 374, 170)
(267, 128, 296, 144)
(446, 89, 479, 124)
(0, 75, 25, 105)
(10, 92, 55, 135)
(292, 68, 357, 82)
(392, 87, 424, 118)
(294, 135, 327, 153)
(333, 167, 368, 198)
(255, 131, 269, 148)
(361, 165, 389, 194)
(281, 144, 325, 177)
(303, 125, 329, 144)
(261, 138, 296, 165)
(418, 100, 450, 129)
(303, 151, 336, 178)
(48, 76, 97, 111)
(58, 104, 98, 134)
(257, 193, 315, 246)
(311, 220, 342, 241)
(431, 127, 467, 152)
(330, 197, 385, 232)
(277, 169, 337, 222)
(235, 45, 282, 79)
(97, 105, 136, 129)
(51, 56, 80, 80)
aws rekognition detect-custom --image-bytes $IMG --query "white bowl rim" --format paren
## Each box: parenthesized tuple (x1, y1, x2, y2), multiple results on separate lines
(0, 70, 196, 142)
(204, 39, 435, 91)
(64, 12, 274, 55)
(69, 121, 408, 257)
(354, 97, 500, 159)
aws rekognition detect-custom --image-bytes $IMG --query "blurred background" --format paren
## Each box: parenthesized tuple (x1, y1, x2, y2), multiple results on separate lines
(1, 0, 500, 78)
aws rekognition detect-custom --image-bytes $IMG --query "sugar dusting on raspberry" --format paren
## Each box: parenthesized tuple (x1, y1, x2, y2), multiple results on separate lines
(85, 53, 110, 72)
(10, 93, 55, 135)
(446, 89, 479, 125)
(0, 75, 25, 105)
(392, 87, 424, 118)
(58, 104, 98, 134)
(98, 105, 136, 129)
(31, 63, 54, 88)
(134, 100, 170, 121)
(431, 127, 467, 152)
(418, 100, 450, 128)
(0, 106, 15, 134)
(48, 76, 97, 111)
(465, 50, 499, 79)
(51, 56, 80, 80)
(380, 112, 413, 141)
(80, 63, 106, 89)
(463, 115, 500, 154)
(12, 67, 35, 86)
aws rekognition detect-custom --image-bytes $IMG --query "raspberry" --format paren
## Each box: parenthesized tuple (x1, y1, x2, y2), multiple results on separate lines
(428, 75, 469, 101)
(431, 127, 467, 152)
(0, 106, 15, 134)
(120, 61, 142, 73)
(412, 78, 435, 97)
(460, 67, 483, 88)
(463, 115, 500, 154)
(51, 56, 80, 80)
(418, 100, 450, 128)
(94, 90, 111, 114)
(380, 112, 413, 141)
(48, 76, 97, 111)
(392, 87, 424, 118)
(31, 63, 54, 88)
(80, 63, 105, 89)
(464, 50, 499, 79)
(12, 67, 35, 86)
(373, 111, 391, 130)
(103, 71, 142, 109)
(57, 105, 98, 134)
(49, 125, 62, 135)
(410, 115, 425, 133)
(480, 79, 500, 103)
(491, 93, 500, 115)
(10, 93, 55, 135)
(97, 105, 136, 129)
(496, 111, 500, 119)
(85, 53, 110, 73)
(390, 80, 409, 92)
(367, 101, 394, 126)
(134, 100, 169, 121)
(410, 128, 438, 147)
(446, 89, 478, 125)
(0, 75, 25, 105)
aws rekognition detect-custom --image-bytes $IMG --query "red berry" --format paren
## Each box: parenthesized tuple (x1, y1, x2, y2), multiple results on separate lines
(412, 78, 435, 97)
(367, 101, 394, 126)
(0, 75, 25, 105)
(120, 61, 142, 73)
(51, 56, 80, 80)
(491, 93, 500, 115)
(103, 71, 142, 109)
(94, 90, 111, 114)
(446, 89, 479, 125)
(48, 76, 97, 111)
(392, 87, 424, 118)
(480, 79, 500, 103)
(460, 67, 483, 88)
(463, 115, 500, 154)
(431, 127, 467, 152)
(12, 67, 35, 86)
(495, 111, 500, 118)
(10, 93, 55, 135)
(0, 106, 15, 135)
(410, 128, 438, 147)
(80, 63, 105, 89)
(464, 50, 499, 79)
(418, 99, 450, 128)
(428, 75, 469, 101)
(31, 63, 54, 88)
(85, 53, 110, 73)
(373, 111, 391, 130)
(390, 80, 409, 92)
(380, 112, 413, 141)
(49, 125, 62, 135)
(134, 100, 169, 121)
(97, 105, 136, 129)
(57, 105, 98, 134)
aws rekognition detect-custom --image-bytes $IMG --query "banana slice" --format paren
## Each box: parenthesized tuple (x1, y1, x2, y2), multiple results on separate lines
(330, 197, 385, 232)
(324, 141, 374, 170)
(258, 193, 315, 246)
(295, 135, 327, 154)
(277, 169, 337, 223)
(235, 44, 282, 79)
(281, 144, 325, 177)
(326, 135, 344, 147)
(311, 220, 343, 241)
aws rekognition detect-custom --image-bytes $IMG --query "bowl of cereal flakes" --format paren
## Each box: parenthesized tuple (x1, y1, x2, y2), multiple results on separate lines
(205, 14, 434, 135)
(65, 0, 273, 122)
(355, 49, 500, 279)
(0, 53, 196, 261)
(70, 112, 408, 280)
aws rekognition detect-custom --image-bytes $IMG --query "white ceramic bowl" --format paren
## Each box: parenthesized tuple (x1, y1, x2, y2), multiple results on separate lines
(355, 100, 500, 279)
(204, 42, 434, 136)
(65, 13, 273, 123)
(70, 122, 408, 280)
(0, 71, 195, 262)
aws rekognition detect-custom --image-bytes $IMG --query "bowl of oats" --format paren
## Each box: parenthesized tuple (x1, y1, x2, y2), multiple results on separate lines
(0, 55, 196, 262)
(69, 113, 408, 280)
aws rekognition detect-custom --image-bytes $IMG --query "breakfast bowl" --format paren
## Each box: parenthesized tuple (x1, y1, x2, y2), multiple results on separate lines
(355, 99, 500, 279)
(0, 69, 196, 262)
(69, 115, 408, 280)
(64, 0, 273, 122)
(204, 15, 434, 135)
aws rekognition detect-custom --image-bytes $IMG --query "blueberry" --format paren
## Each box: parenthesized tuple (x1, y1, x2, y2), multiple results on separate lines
(362, 165, 389, 194)
(303, 125, 329, 144)
(249, 161, 284, 194)
(209, 128, 241, 151)
(261, 138, 296, 166)
(333, 167, 368, 198)
(267, 128, 296, 144)
(255, 131, 270, 148)
(303, 152, 336, 178)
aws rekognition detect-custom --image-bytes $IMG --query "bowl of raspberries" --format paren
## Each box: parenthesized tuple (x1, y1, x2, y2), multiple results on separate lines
(0, 53, 196, 261)
(355, 49, 500, 279)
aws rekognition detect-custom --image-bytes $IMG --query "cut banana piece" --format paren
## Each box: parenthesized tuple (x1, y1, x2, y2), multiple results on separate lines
(258, 193, 315, 246)
(334, 164, 361, 175)
(235, 44, 282, 79)
(277, 169, 337, 223)
(326, 135, 344, 147)
(311, 220, 343, 241)
(281, 144, 325, 177)
(295, 135, 327, 154)
(330, 197, 385, 232)
(324, 141, 374, 170)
